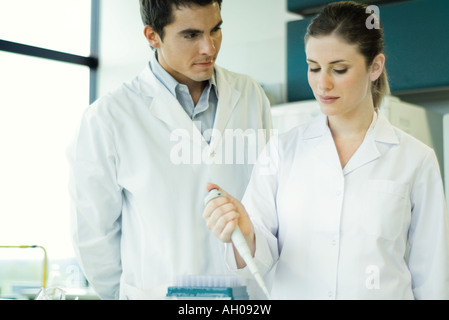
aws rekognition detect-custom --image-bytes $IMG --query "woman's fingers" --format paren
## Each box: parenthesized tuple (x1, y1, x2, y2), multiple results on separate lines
(203, 197, 239, 243)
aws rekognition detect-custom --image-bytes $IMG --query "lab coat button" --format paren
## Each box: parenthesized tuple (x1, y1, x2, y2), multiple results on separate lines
(336, 190, 342, 196)
(328, 291, 334, 298)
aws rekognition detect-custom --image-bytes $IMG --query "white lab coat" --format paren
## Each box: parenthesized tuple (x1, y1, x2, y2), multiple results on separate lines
(227, 112, 449, 299)
(68, 63, 272, 299)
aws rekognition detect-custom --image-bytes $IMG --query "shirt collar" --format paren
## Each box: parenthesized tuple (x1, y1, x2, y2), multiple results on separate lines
(149, 52, 218, 99)
(149, 53, 179, 97)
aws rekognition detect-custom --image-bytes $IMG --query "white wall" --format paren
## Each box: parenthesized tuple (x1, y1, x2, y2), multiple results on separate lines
(97, 0, 299, 104)
(97, 0, 149, 97)
(219, 0, 299, 103)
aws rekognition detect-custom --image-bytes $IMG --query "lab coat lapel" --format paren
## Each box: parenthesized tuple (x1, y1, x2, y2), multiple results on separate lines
(343, 136, 380, 175)
(139, 65, 207, 147)
(343, 112, 399, 175)
(209, 67, 240, 152)
(303, 113, 399, 175)
(373, 112, 400, 145)
(150, 92, 198, 134)
(303, 114, 342, 172)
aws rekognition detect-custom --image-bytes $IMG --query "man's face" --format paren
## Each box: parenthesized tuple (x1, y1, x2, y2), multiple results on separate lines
(150, 2, 222, 88)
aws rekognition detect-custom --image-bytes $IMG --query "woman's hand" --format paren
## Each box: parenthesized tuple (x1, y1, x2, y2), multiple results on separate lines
(202, 183, 256, 267)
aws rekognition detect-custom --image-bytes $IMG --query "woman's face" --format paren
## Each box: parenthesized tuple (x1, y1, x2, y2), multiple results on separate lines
(305, 34, 383, 117)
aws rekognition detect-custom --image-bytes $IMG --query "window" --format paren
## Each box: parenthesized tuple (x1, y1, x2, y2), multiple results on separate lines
(0, 1, 92, 56)
(0, 0, 99, 297)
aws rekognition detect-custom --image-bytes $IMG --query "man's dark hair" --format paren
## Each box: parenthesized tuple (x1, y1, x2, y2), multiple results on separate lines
(139, 0, 223, 41)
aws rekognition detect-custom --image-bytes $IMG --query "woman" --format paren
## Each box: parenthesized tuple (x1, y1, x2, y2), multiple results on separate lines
(203, 1, 449, 299)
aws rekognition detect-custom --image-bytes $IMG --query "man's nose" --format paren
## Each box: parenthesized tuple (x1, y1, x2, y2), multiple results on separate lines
(199, 35, 217, 56)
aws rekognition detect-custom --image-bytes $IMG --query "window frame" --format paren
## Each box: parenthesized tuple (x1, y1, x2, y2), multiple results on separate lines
(0, 0, 100, 104)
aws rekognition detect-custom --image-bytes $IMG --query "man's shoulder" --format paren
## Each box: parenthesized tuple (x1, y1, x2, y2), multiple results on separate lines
(215, 65, 261, 90)
(85, 78, 149, 122)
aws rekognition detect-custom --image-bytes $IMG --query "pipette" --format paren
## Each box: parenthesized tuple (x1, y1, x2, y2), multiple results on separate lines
(204, 189, 270, 299)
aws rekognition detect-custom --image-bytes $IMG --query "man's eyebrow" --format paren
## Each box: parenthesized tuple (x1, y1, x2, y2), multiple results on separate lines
(307, 59, 348, 64)
(178, 21, 223, 35)
(179, 28, 202, 35)
(213, 20, 223, 30)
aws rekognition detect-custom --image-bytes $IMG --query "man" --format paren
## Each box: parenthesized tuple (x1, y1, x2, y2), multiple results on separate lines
(68, 0, 272, 299)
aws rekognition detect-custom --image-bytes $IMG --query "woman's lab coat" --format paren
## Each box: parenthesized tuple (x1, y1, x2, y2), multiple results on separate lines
(68, 63, 272, 299)
(229, 113, 449, 299)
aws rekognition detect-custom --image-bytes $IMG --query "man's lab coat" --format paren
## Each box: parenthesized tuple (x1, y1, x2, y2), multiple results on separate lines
(68, 63, 272, 299)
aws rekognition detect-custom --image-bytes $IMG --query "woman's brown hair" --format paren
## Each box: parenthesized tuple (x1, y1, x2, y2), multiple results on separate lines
(305, 1, 390, 110)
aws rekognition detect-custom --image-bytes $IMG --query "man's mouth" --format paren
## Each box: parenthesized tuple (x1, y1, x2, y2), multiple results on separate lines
(194, 58, 215, 68)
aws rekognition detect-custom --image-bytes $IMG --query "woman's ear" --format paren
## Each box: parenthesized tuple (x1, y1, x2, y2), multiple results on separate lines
(144, 25, 161, 49)
(370, 53, 385, 82)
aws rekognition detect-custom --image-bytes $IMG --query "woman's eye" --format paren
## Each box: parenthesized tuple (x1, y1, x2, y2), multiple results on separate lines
(309, 68, 321, 73)
(334, 69, 348, 74)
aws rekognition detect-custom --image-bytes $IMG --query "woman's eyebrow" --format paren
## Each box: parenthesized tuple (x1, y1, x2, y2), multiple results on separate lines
(307, 59, 349, 64)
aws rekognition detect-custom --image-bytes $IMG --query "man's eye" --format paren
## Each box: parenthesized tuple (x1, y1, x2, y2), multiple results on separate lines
(185, 33, 198, 39)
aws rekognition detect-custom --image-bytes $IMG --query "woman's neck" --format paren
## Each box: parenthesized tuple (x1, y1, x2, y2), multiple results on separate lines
(328, 106, 376, 169)
(328, 106, 375, 139)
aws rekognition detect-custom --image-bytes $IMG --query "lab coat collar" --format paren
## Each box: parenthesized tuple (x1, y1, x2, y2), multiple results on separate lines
(302, 111, 400, 174)
(137, 60, 241, 151)
(344, 112, 400, 174)
(139, 63, 198, 141)
(372, 112, 400, 145)
(209, 66, 241, 150)
(303, 111, 399, 145)
(302, 113, 328, 140)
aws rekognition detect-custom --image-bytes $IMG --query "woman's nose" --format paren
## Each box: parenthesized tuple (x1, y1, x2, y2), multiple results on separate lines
(318, 72, 334, 91)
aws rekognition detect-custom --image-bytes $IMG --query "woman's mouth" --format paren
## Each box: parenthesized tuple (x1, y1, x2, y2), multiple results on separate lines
(319, 95, 340, 104)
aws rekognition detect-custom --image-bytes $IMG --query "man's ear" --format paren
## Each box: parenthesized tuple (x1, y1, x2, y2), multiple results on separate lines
(370, 53, 385, 82)
(144, 25, 161, 49)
